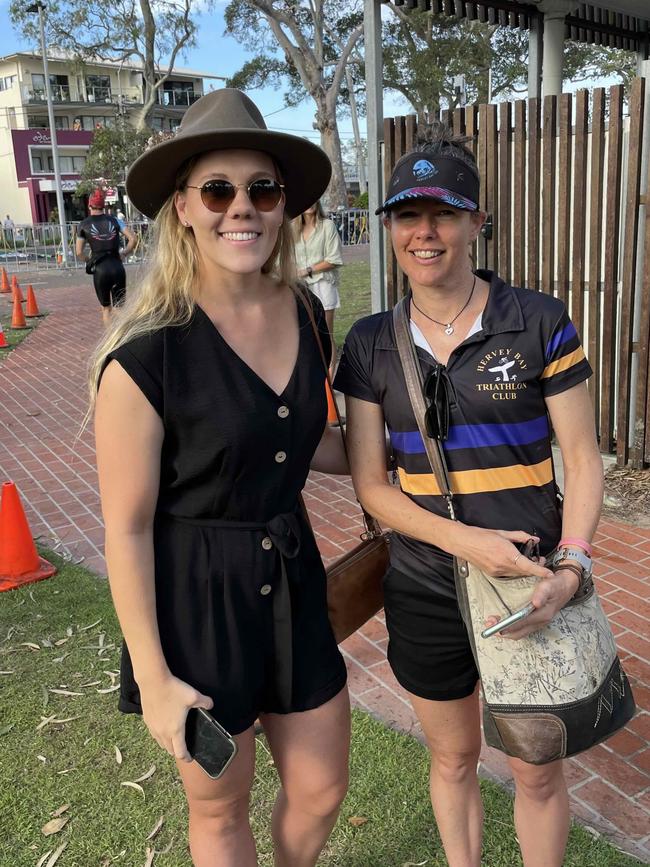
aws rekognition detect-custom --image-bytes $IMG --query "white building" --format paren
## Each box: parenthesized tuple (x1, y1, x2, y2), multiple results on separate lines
(0, 52, 222, 223)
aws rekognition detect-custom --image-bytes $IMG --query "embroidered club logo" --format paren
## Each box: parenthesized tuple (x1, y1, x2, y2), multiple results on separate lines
(475, 348, 529, 400)
(412, 159, 438, 181)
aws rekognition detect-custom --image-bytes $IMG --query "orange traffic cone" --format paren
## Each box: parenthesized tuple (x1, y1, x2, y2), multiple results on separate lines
(0, 482, 56, 592)
(11, 294, 28, 329)
(11, 274, 23, 303)
(25, 285, 42, 317)
(326, 379, 339, 425)
(0, 321, 8, 349)
(0, 268, 9, 294)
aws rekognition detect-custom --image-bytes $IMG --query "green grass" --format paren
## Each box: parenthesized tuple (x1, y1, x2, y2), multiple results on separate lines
(0, 554, 641, 866)
(0, 309, 44, 354)
(335, 262, 371, 349)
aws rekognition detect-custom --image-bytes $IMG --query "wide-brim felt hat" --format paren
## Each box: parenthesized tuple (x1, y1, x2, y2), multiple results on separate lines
(126, 88, 332, 219)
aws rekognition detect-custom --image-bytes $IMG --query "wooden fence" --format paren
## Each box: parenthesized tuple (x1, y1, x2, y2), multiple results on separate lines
(384, 78, 650, 467)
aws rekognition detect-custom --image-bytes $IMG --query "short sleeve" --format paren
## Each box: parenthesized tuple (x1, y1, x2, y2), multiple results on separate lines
(77, 223, 86, 240)
(98, 331, 165, 417)
(323, 221, 344, 266)
(333, 319, 381, 404)
(540, 306, 592, 397)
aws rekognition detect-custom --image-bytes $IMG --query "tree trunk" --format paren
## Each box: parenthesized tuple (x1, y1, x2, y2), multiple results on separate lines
(315, 101, 347, 210)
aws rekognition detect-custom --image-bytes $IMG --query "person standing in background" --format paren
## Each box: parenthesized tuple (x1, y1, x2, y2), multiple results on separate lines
(294, 202, 344, 375)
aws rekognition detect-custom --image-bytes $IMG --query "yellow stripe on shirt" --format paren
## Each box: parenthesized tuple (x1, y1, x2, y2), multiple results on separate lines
(398, 458, 554, 496)
(541, 347, 586, 379)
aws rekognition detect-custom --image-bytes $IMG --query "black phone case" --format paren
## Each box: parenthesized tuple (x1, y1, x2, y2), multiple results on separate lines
(185, 708, 237, 779)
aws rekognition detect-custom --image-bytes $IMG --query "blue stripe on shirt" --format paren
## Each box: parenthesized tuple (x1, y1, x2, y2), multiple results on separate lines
(390, 415, 549, 453)
(546, 322, 577, 360)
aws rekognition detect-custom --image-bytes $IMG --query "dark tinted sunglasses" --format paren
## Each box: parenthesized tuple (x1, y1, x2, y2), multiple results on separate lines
(423, 364, 451, 440)
(185, 178, 285, 213)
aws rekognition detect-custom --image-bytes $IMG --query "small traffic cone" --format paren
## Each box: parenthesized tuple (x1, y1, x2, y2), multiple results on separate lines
(0, 482, 56, 592)
(0, 268, 9, 294)
(11, 294, 29, 330)
(25, 285, 42, 317)
(11, 275, 23, 303)
(0, 321, 8, 349)
(326, 379, 339, 425)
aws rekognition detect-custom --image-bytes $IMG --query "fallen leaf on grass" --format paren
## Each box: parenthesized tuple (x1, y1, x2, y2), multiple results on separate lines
(41, 816, 69, 836)
(133, 764, 156, 783)
(146, 816, 164, 841)
(37, 755, 47, 763)
(52, 654, 69, 664)
(66, 627, 74, 637)
(79, 680, 101, 688)
(37, 851, 53, 867)
(36, 715, 81, 731)
(0, 670, 15, 675)
(41, 639, 53, 648)
(44, 842, 68, 866)
(20, 642, 40, 651)
(144, 848, 155, 867)
(402, 861, 429, 866)
(0, 724, 15, 736)
(53, 638, 70, 646)
(348, 816, 369, 827)
(115, 746, 123, 765)
(49, 689, 83, 696)
(78, 618, 102, 632)
(51, 805, 70, 818)
(121, 781, 145, 797)
(97, 685, 120, 694)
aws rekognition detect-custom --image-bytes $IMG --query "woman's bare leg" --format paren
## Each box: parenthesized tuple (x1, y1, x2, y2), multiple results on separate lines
(509, 756, 569, 867)
(409, 685, 483, 867)
(261, 686, 350, 867)
(175, 726, 257, 867)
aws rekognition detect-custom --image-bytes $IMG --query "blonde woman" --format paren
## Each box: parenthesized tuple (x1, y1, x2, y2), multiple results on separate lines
(91, 90, 350, 867)
(294, 201, 344, 371)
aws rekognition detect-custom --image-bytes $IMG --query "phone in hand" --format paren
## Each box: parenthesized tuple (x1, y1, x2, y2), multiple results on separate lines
(185, 708, 238, 779)
(481, 602, 536, 639)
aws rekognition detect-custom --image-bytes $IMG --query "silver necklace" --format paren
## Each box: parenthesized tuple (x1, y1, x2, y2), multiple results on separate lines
(410, 274, 477, 336)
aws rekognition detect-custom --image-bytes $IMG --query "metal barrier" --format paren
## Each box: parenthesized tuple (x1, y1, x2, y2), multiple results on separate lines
(0, 210, 369, 272)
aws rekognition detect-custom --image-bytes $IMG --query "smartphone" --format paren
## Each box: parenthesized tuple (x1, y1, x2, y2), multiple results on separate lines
(185, 708, 238, 780)
(481, 602, 536, 639)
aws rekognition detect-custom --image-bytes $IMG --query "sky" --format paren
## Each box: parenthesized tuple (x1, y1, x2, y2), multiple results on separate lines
(0, 0, 409, 151)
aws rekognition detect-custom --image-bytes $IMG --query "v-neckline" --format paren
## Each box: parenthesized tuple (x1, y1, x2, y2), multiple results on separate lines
(195, 298, 303, 399)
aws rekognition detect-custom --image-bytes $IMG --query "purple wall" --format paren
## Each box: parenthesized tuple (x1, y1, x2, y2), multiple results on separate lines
(11, 128, 94, 181)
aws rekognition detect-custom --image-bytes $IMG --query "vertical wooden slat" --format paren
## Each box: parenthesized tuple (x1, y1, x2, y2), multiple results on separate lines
(527, 98, 541, 290)
(632, 127, 650, 468)
(465, 105, 480, 267)
(556, 93, 572, 307)
(441, 108, 451, 127)
(485, 104, 499, 273)
(643, 163, 650, 464)
(512, 100, 526, 287)
(616, 77, 645, 466)
(498, 102, 511, 281)
(477, 103, 488, 270)
(541, 95, 557, 297)
(570, 90, 589, 337)
(453, 107, 465, 136)
(588, 88, 605, 423)
(600, 85, 623, 455)
(383, 117, 397, 309)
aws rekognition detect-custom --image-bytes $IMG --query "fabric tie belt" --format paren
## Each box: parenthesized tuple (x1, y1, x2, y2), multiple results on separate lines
(160, 509, 302, 712)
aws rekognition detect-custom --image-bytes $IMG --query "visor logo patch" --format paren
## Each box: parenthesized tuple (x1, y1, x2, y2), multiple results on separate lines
(412, 159, 438, 180)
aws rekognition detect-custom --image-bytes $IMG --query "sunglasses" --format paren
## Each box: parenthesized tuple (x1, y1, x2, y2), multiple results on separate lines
(185, 178, 285, 213)
(423, 364, 451, 440)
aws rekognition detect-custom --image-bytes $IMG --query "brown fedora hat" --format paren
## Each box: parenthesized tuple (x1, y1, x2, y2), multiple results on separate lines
(126, 88, 332, 219)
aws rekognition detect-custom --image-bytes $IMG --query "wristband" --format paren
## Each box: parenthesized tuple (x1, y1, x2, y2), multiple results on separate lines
(558, 537, 592, 556)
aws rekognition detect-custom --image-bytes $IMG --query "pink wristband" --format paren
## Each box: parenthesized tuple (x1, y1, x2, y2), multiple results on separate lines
(558, 537, 592, 556)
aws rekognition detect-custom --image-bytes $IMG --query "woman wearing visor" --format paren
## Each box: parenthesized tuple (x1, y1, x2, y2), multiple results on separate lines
(91, 89, 349, 867)
(334, 126, 602, 866)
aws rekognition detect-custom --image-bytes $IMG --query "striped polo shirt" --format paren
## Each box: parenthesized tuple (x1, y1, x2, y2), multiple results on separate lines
(334, 270, 592, 597)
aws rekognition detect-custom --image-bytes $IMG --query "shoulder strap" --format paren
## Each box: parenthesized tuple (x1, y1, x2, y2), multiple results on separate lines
(295, 283, 382, 539)
(392, 297, 458, 522)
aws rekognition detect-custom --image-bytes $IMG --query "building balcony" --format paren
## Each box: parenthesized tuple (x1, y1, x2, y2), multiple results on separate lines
(25, 85, 144, 106)
(157, 90, 201, 108)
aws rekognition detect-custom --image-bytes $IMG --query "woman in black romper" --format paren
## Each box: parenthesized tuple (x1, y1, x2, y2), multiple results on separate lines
(90, 89, 350, 866)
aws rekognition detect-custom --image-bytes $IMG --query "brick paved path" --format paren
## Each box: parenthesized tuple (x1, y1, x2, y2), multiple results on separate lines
(1, 275, 649, 861)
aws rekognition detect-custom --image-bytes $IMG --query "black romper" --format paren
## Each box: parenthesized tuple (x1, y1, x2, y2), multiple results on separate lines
(100, 296, 347, 735)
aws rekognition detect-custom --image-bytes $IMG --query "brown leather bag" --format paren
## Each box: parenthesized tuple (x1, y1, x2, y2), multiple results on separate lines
(299, 287, 389, 643)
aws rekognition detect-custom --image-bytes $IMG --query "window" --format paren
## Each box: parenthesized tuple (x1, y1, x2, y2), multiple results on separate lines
(0, 75, 16, 91)
(28, 115, 49, 128)
(80, 115, 114, 130)
(55, 116, 69, 130)
(32, 156, 43, 172)
(31, 73, 70, 101)
(72, 155, 86, 171)
(150, 116, 164, 131)
(85, 75, 111, 102)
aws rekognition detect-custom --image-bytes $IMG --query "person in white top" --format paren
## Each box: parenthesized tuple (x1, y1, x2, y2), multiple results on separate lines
(294, 201, 344, 372)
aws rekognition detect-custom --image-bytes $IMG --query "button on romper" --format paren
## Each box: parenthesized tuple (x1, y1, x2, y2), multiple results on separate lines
(101, 296, 347, 735)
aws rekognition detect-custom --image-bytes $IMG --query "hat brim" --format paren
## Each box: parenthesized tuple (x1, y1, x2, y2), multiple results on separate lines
(376, 186, 479, 215)
(126, 129, 331, 220)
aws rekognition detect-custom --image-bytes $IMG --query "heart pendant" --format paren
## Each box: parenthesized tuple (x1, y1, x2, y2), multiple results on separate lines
(444, 324, 454, 336)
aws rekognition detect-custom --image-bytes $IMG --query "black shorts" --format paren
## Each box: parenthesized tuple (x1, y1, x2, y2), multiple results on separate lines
(93, 256, 126, 307)
(383, 565, 479, 701)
